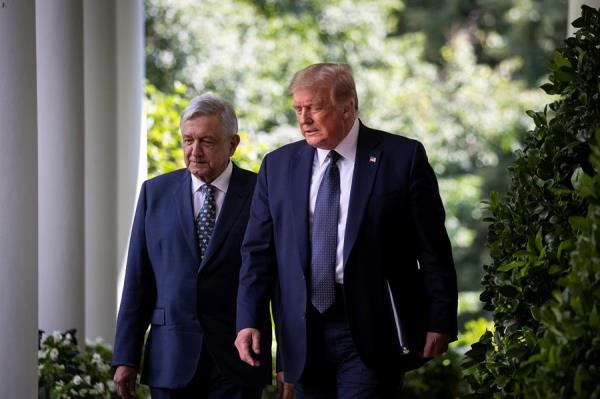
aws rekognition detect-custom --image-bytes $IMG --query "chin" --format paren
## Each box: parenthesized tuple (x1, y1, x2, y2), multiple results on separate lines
(308, 139, 334, 150)
(305, 136, 323, 148)
(190, 167, 209, 178)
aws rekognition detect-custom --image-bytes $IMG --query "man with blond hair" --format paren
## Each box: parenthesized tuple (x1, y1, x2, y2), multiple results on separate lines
(236, 63, 457, 397)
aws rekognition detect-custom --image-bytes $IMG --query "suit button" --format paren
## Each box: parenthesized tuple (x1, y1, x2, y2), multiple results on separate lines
(302, 312, 306, 320)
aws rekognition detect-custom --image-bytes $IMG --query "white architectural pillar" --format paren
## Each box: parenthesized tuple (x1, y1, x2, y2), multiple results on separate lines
(0, 1, 38, 396)
(84, 0, 118, 344)
(568, 0, 600, 36)
(116, 0, 146, 303)
(37, 0, 85, 342)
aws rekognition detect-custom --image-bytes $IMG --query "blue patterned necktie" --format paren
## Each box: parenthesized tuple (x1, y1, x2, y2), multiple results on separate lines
(196, 184, 216, 261)
(311, 150, 341, 313)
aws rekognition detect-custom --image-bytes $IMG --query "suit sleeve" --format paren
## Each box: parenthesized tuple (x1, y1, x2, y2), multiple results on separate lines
(112, 182, 156, 367)
(408, 142, 458, 339)
(237, 155, 277, 332)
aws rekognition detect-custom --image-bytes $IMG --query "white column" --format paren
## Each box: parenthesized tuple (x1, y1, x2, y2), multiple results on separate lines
(568, 0, 600, 36)
(84, 0, 117, 344)
(37, 0, 85, 342)
(116, 0, 146, 304)
(0, 0, 38, 395)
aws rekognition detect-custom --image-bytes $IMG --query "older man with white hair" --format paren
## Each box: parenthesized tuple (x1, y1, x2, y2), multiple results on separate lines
(112, 93, 276, 398)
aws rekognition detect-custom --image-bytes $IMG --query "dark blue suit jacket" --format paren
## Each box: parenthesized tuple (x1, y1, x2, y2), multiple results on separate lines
(113, 164, 272, 389)
(237, 123, 457, 383)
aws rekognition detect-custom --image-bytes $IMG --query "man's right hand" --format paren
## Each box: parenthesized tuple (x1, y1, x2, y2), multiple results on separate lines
(235, 328, 261, 367)
(114, 365, 137, 399)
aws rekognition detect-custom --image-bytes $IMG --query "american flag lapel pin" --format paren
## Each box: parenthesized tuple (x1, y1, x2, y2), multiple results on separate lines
(369, 156, 377, 163)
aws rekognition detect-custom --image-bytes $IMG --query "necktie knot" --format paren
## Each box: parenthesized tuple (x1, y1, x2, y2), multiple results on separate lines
(328, 150, 341, 165)
(200, 184, 215, 198)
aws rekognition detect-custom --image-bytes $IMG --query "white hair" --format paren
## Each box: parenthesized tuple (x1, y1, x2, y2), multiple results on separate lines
(180, 93, 238, 136)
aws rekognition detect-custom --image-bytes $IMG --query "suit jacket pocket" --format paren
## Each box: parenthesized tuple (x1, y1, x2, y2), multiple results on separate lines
(151, 308, 165, 325)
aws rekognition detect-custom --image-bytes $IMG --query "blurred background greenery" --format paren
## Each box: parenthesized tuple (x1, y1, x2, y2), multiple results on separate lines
(143, 0, 569, 396)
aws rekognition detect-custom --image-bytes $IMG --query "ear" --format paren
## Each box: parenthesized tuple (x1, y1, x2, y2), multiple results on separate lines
(342, 98, 355, 119)
(229, 134, 241, 156)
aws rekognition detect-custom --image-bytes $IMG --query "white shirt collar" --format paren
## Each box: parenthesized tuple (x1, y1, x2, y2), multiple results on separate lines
(191, 160, 233, 194)
(316, 117, 359, 166)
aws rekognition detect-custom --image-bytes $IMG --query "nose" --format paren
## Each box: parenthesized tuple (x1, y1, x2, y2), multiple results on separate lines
(298, 108, 312, 125)
(191, 140, 203, 157)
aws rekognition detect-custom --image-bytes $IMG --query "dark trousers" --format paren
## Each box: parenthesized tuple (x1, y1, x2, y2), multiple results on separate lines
(151, 347, 263, 399)
(295, 285, 403, 399)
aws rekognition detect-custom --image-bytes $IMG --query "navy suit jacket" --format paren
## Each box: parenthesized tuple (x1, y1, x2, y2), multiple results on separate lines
(237, 123, 458, 383)
(113, 164, 272, 389)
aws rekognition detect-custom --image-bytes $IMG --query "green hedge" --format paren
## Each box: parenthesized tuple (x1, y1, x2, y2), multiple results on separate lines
(38, 330, 150, 399)
(462, 6, 600, 398)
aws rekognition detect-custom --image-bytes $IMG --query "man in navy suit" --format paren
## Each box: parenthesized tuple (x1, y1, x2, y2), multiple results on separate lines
(236, 63, 458, 398)
(112, 94, 273, 398)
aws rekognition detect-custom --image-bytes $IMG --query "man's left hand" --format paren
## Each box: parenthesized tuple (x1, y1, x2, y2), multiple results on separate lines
(276, 371, 294, 399)
(419, 332, 449, 358)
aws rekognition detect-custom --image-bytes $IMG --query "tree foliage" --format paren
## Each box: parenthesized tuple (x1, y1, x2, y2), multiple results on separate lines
(145, 0, 551, 291)
(462, 6, 600, 398)
(397, 0, 568, 86)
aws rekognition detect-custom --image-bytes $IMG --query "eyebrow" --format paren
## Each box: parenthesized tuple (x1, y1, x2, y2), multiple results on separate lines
(293, 101, 322, 108)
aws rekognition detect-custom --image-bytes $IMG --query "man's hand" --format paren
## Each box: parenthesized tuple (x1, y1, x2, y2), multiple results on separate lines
(276, 371, 294, 399)
(235, 328, 262, 367)
(114, 365, 137, 399)
(419, 332, 449, 358)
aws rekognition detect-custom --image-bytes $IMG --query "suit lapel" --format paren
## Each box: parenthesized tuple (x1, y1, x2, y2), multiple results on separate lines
(343, 124, 381, 266)
(175, 171, 202, 265)
(199, 164, 250, 272)
(290, 143, 315, 276)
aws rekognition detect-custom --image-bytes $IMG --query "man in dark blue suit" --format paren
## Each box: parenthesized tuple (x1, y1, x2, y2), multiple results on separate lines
(236, 63, 458, 398)
(112, 94, 273, 398)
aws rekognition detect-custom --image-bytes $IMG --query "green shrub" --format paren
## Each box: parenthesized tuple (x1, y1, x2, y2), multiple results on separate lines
(38, 330, 149, 399)
(400, 317, 493, 399)
(462, 6, 600, 398)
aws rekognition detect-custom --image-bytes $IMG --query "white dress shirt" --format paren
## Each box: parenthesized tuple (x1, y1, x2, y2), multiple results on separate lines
(191, 160, 233, 222)
(309, 118, 359, 283)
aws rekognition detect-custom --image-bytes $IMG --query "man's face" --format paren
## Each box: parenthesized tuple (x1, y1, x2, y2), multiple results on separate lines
(181, 115, 240, 182)
(293, 88, 354, 150)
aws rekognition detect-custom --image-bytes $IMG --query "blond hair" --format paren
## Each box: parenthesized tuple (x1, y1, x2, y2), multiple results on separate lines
(288, 63, 358, 110)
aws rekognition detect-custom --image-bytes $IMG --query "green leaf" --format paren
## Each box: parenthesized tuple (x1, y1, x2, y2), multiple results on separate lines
(589, 306, 600, 329)
(498, 260, 526, 272)
(571, 16, 585, 28)
(513, 250, 534, 258)
(548, 264, 563, 275)
(550, 51, 572, 69)
(535, 227, 544, 252)
(540, 83, 556, 94)
(554, 69, 575, 83)
(569, 216, 588, 231)
(570, 296, 584, 315)
(557, 239, 575, 258)
(571, 167, 592, 195)
(574, 365, 588, 395)
(531, 306, 542, 322)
